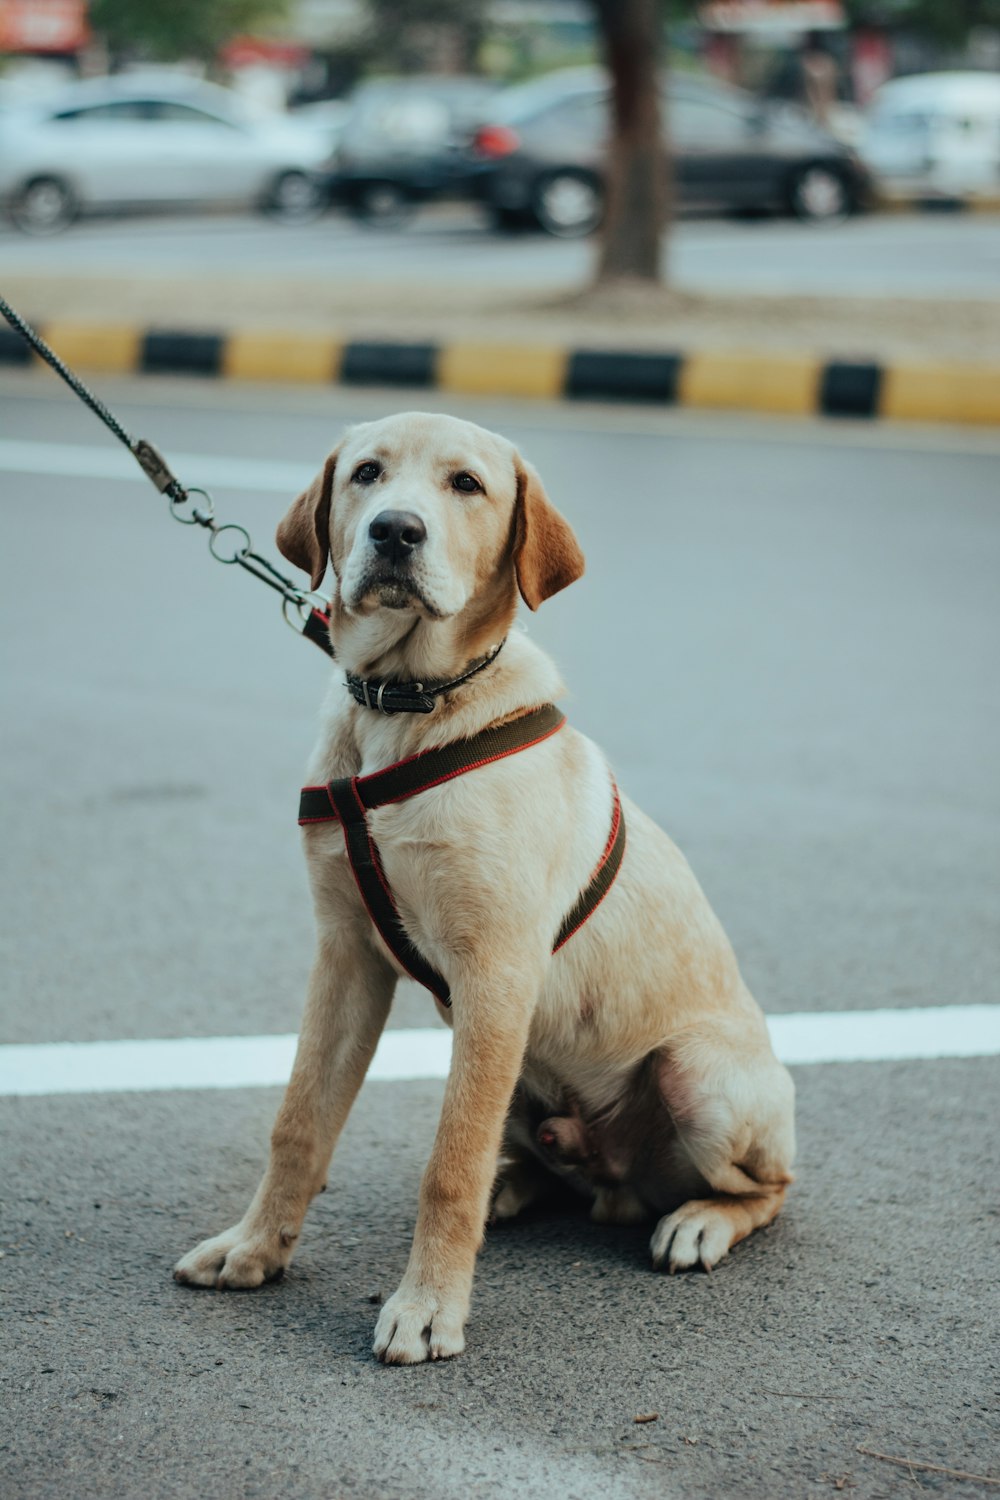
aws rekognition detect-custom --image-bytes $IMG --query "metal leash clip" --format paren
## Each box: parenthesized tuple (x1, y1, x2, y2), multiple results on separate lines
(132, 438, 182, 495)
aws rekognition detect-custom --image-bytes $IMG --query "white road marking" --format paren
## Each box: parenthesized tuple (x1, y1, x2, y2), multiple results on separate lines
(1, 1006, 997, 1098)
(0, 438, 310, 493)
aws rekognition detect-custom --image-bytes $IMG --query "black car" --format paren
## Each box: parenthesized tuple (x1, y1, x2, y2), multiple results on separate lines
(331, 75, 499, 226)
(466, 67, 870, 235)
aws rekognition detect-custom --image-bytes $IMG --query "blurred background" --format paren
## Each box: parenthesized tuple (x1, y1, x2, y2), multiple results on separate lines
(3, 0, 1000, 226)
(1, 0, 999, 359)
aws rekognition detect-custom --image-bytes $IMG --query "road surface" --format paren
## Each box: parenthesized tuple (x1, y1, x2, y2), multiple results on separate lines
(0, 207, 998, 297)
(1, 372, 998, 1499)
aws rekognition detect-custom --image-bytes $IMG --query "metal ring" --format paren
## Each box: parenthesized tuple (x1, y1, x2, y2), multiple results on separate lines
(208, 523, 252, 564)
(169, 486, 214, 526)
(282, 596, 310, 634)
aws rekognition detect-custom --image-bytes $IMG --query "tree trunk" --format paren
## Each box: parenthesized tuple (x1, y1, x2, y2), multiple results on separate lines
(592, 0, 669, 285)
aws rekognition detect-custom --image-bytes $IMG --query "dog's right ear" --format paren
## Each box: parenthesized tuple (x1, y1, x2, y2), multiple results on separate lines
(275, 450, 338, 592)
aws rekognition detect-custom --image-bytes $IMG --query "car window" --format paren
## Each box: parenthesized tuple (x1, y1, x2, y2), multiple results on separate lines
(670, 97, 749, 147)
(50, 100, 150, 122)
(144, 101, 237, 127)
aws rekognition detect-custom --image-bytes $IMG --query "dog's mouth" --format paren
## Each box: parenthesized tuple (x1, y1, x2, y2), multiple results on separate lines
(371, 579, 423, 611)
(351, 565, 445, 619)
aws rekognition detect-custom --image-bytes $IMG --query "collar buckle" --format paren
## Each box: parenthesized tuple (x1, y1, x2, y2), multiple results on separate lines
(346, 643, 504, 716)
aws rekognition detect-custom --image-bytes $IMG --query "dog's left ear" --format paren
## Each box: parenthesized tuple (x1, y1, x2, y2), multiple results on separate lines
(513, 457, 585, 611)
(275, 449, 339, 593)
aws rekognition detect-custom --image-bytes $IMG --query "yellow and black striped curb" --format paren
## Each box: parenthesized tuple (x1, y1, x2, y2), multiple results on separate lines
(876, 192, 1000, 214)
(2, 322, 999, 425)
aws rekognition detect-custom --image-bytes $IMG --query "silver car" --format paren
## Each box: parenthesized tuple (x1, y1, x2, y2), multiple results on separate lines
(0, 73, 331, 233)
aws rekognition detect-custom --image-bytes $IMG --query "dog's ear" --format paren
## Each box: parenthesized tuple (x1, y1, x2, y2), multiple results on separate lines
(513, 457, 585, 611)
(275, 450, 338, 592)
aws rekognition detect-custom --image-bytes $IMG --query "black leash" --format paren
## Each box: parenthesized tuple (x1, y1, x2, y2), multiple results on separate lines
(0, 294, 334, 656)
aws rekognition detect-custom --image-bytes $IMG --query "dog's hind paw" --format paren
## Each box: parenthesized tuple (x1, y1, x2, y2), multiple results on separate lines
(650, 1202, 734, 1274)
(591, 1185, 649, 1225)
(490, 1159, 546, 1222)
(173, 1223, 293, 1290)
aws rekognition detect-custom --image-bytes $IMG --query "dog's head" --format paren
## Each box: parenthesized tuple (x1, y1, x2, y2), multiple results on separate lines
(275, 412, 584, 628)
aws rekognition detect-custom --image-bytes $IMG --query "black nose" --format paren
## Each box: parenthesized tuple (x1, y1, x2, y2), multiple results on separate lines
(369, 510, 426, 566)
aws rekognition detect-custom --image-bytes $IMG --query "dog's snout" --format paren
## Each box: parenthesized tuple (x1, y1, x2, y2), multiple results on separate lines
(369, 510, 427, 566)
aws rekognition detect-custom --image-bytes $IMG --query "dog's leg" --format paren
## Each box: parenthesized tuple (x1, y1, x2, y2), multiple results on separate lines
(649, 1018, 796, 1274)
(373, 966, 539, 1364)
(174, 933, 394, 1289)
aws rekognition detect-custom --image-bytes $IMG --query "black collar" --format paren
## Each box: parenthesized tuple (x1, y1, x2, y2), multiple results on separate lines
(344, 639, 506, 715)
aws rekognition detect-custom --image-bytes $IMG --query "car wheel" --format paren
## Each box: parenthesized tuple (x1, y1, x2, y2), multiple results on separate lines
(788, 163, 851, 224)
(350, 181, 415, 229)
(532, 170, 603, 238)
(9, 176, 76, 235)
(264, 171, 326, 224)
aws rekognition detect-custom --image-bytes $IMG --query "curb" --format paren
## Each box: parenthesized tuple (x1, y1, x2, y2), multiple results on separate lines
(875, 192, 1000, 214)
(2, 322, 1000, 426)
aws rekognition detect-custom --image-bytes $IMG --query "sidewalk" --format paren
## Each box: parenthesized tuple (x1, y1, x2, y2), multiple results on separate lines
(3, 268, 1000, 424)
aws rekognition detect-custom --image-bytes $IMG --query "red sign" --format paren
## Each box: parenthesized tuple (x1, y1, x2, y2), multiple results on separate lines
(0, 0, 90, 52)
(221, 35, 309, 69)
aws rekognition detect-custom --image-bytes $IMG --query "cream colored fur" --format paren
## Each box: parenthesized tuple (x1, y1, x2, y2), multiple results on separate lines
(174, 411, 796, 1365)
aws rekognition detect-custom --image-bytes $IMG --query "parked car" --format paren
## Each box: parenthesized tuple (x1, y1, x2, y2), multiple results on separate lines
(860, 72, 1000, 202)
(0, 73, 332, 234)
(466, 67, 869, 235)
(331, 75, 500, 226)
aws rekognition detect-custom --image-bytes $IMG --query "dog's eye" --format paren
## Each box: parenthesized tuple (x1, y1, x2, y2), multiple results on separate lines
(452, 471, 482, 495)
(353, 461, 382, 484)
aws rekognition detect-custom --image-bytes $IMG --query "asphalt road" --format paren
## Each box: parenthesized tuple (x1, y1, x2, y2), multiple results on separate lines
(0, 206, 999, 297)
(2, 373, 999, 1499)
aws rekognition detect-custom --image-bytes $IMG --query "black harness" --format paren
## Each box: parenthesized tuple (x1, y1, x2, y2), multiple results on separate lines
(298, 704, 626, 1007)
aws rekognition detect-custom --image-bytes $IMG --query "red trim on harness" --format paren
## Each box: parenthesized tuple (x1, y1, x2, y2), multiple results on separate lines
(553, 781, 624, 951)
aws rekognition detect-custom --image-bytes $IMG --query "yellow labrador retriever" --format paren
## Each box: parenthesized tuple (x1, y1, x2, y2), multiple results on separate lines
(174, 411, 795, 1364)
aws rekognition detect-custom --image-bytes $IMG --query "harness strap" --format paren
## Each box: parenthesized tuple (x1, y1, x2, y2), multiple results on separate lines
(297, 704, 626, 1007)
(299, 702, 566, 822)
(554, 780, 625, 952)
(324, 776, 452, 1003)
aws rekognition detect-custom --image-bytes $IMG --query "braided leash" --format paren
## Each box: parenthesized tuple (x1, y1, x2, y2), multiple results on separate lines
(0, 295, 333, 656)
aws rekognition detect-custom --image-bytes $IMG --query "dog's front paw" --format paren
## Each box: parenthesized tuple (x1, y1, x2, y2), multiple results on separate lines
(173, 1222, 293, 1290)
(372, 1283, 467, 1365)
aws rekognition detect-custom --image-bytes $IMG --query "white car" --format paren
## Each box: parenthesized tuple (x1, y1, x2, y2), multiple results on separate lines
(861, 71, 1000, 201)
(0, 73, 332, 233)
